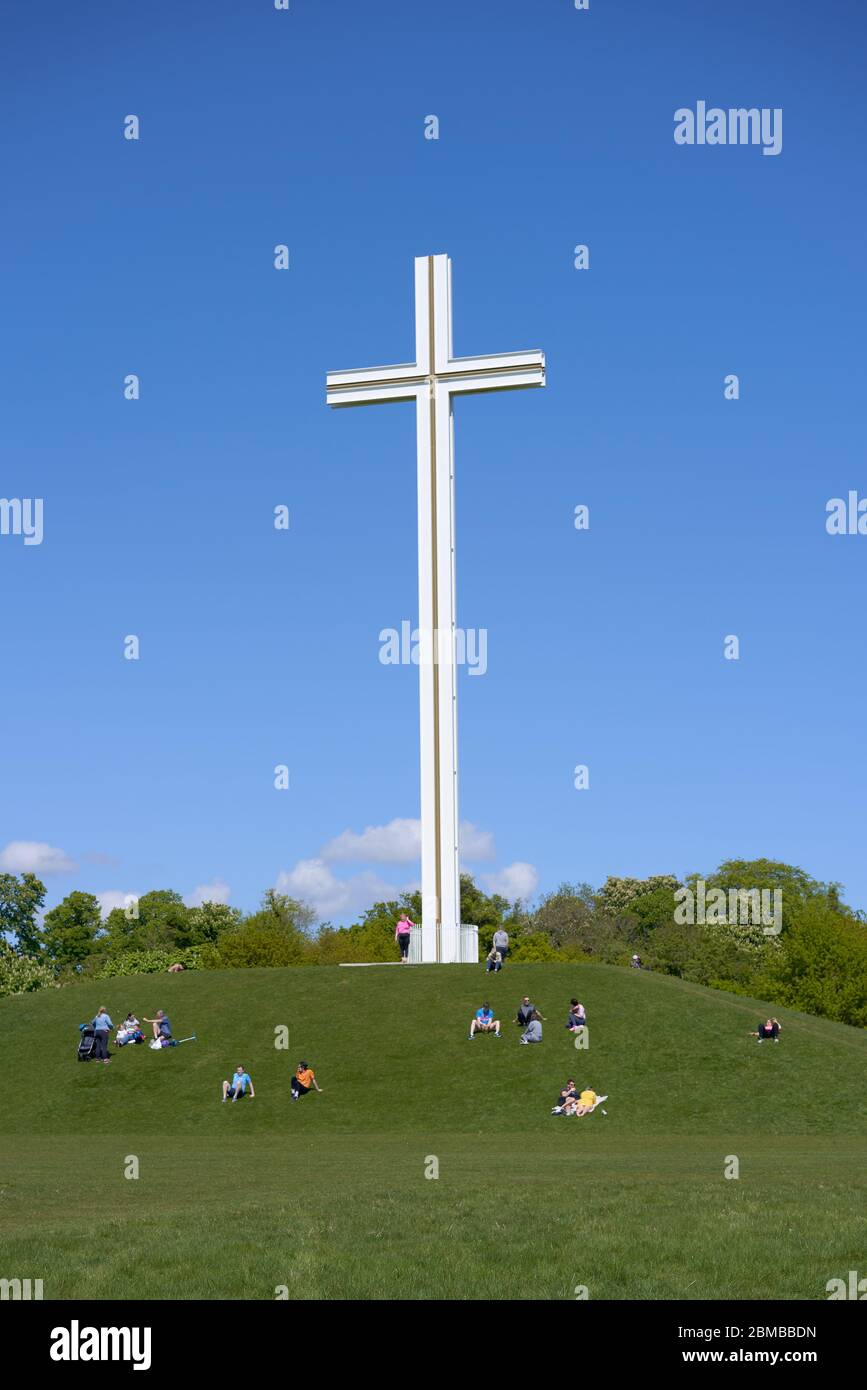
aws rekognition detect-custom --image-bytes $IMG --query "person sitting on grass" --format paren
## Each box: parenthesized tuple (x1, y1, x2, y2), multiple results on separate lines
(222, 1066, 255, 1103)
(520, 1010, 544, 1044)
(469, 1004, 501, 1039)
(515, 996, 535, 1026)
(563, 1086, 598, 1117)
(116, 1013, 144, 1047)
(143, 1010, 172, 1042)
(291, 1060, 323, 1100)
(485, 946, 503, 974)
(566, 999, 587, 1032)
(551, 1079, 579, 1114)
(750, 1018, 781, 1044)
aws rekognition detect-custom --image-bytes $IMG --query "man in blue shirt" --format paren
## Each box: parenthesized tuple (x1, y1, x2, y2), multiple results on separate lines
(469, 1003, 501, 1039)
(222, 1066, 255, 1102)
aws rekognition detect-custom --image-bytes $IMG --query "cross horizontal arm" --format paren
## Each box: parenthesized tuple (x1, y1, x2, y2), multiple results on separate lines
(326, 363, 425, 409)
(440, 349, 545, 395)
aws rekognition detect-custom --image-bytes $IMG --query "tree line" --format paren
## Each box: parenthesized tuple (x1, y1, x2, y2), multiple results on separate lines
(1, 858, 866, 1028)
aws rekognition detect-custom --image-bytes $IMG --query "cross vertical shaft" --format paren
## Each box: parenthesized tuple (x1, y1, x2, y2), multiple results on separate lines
(327, 255, 544, 962)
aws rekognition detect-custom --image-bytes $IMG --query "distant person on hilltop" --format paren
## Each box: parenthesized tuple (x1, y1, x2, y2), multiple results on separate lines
(492, 927, 509, 964)
(395, 913, 415, 963)
(291, 1060, 323, 1100)
(630, 954, 642, 969)
(469, 1003, 501, 1039)
(222, 1066, 255, 1102)
(750, 1018, 781, 1044)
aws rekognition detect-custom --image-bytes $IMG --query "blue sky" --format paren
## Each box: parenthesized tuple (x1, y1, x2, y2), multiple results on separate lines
(2, 0, 865, 923)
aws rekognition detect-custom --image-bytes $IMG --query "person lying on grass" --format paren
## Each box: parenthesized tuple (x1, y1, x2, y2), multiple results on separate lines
(291, 1061, 323, 1100)
(222, 1066, 255, 1102)
(469, 1004, 501, 1039)
(749, 1018, 781, 1043)
(565, 999, 586, 1031)
(143, 1010, 172, 1041)
(565, 1087, 599, 1117)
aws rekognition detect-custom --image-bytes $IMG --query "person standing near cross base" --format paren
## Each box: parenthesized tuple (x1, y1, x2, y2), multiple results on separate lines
(395, 912, 415, 963)
(492, 926, 509, 965)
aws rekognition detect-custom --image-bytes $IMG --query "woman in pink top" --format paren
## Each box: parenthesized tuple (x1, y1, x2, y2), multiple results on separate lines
(395, 913, 415, 963)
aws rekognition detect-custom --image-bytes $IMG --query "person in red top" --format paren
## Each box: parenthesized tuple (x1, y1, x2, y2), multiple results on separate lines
(291, 1061, 324, 1100)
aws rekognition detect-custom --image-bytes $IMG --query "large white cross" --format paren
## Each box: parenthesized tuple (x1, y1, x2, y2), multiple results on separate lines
(326, 255, 545, 963)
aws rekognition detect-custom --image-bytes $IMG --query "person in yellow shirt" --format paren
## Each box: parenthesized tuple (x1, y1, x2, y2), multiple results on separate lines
(563, 1086, 598, 1116)
(574, 1088, 597, 1115)
(291, 1060, 323, 1101)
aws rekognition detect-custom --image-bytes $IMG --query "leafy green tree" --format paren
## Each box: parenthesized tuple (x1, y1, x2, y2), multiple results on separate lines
(42, 891, 102, 969)
(595, 875, 681, 918)
(757, 897, 867, 1028)
(0, 941, 54, 997)
(616, 884, 678, 939)
(531, 882, 605, 952)
(0, 873, 47, 956)
(103, 889, 193, 954)
(187, 901, 242, 944)
(203, 890, 316, 970)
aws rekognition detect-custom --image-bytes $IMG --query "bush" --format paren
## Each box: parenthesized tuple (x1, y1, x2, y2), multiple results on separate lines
(508, 932, 562, 963)
(201, 924, 313, 970)
(0, 947, 55, 998)
(95, 947, 204, 979)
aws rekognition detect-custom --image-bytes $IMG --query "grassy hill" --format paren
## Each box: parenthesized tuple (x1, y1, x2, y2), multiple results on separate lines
(1, 962, 865, 1299)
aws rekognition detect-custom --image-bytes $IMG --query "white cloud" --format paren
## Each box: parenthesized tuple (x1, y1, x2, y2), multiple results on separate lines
(320, 818, 420, 864)
(96, 890, 137, 919)
(460, 822, 496, 862)
(185, 879, 231, 908)
(275, 858, 403, 922)
(480, 861, 540, 902)
(0, 841, 77, 875)
(319, 817, 495, 864)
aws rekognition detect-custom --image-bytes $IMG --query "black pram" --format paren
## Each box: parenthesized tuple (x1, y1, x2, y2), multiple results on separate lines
(77, 1025, 96, 1062)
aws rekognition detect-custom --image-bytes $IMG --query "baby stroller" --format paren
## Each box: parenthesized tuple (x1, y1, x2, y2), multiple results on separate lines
(77, 1024, 96, 1062)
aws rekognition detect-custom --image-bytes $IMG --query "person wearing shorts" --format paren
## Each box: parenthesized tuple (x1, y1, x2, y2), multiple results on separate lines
(291, 1061, 323, 1100)
(143, 1010, 172, 1042)
(222, 1066, 254, 1102)
(469, 1005, 501, 1039)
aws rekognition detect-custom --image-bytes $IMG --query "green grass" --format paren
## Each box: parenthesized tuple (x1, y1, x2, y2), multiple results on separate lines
(2, 962, 866, 1299)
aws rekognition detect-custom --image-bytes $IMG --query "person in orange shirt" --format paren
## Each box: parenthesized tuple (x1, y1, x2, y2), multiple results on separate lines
(291, 1060, 323, 1101)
